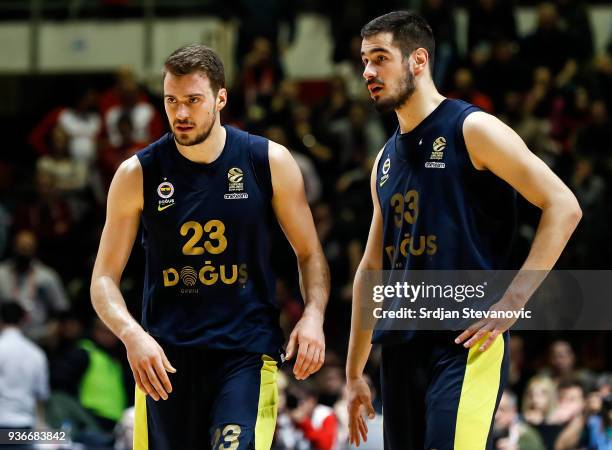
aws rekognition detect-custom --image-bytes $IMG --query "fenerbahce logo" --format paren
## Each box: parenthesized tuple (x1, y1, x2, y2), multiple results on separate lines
(425, 136, 446, 169)
(379, 157, 391, 187)
(224, 167, 248, 200)
(157, 179, 175, 212)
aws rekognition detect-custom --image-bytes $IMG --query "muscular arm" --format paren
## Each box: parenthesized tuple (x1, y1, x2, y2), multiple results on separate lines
(457, 111, 582, 350)
(268, 141, 330, 380)
(90, 155, 175, 400)
(346, 150, 384, 446)
(90, 156, 142, 342)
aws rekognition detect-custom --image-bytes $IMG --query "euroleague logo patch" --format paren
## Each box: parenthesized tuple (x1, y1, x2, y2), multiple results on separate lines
(157, 179, 176, 211)
(425, 136, 446, 169)
(225, 167, 248, 199)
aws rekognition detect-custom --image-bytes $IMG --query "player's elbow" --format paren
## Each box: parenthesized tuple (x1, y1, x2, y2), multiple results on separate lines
(563, 192, 582, 228)
(549, 190, 582, 237)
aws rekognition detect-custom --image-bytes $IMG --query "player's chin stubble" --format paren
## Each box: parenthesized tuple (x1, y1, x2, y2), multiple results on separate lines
(173, 109, 217, 146)
(374, 69, 416, 113)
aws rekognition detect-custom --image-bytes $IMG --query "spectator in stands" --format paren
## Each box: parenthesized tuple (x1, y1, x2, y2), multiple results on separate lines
(290, 381, 339, 450)
(240, 36, 284, 112)
(493, 390, 546, 450)
(49, 318, 128, 432)
(114, 406, 135, 450)
(98, 113, 146, 192)
(56, 87, 102, 168)
(548, 340, 579, 384)
(521, 3, 574, 74)
(467, 0, 517, 52)
(36, 125, 88, 193)
(0, 302, 49, 430)
(313, 76, 353, 136)
(421, 0, 457, 87)
(103, 76, 164, 149)
(13, 169, 78, 276)
(586, 392, 612, 450)
(328, 102, 385, 168)
(0, 230, 69, 342)
(549, 380, 588, 449)
(447, 67, 494, 112)
(100, 67, 142, 115)
(555, 0, 594, 62)
(569, 156, 607, 267)
(476, 38, 529, 111)
(524, 66, 557, 120)
(574, 100, 612, 162)
(522, 375, 558, 426)
(334, 36, 371, 102)
(274, 371, 311, 450)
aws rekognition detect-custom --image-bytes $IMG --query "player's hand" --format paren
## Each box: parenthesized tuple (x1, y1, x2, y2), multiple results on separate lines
(454, 299, 520, 352)
(123, 328, 176, 401)
(285, 312, 325, 380)
(346, 376, 375, 447)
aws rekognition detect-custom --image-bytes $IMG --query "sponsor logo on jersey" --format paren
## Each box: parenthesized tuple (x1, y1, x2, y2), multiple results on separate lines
(380, 156, 391, 187)
(157, 178, 176, 211)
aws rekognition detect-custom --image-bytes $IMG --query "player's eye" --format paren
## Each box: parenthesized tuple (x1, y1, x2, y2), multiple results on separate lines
(166, 97, 176, 104)
(377, 55, 386, 63)
(189, 97, 199, 103)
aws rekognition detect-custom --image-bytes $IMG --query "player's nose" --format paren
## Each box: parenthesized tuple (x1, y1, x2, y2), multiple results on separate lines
(363, 62, 377, 80)
(176, 103, 190, 120)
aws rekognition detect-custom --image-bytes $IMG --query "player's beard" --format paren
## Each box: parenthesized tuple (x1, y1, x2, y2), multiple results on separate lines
(373, 66, 416, 113)
(173, 107, 217, 146)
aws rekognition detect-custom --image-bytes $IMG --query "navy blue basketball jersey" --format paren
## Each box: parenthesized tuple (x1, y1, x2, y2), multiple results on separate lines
(136, 126, 284, 355)
(373, 99, 517, 343)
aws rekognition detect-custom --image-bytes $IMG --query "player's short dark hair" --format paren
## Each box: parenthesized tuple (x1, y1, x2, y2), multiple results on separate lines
(0, 301, 25, 325)
(361, 11, 435, 68)
(163, 44, 225, 95)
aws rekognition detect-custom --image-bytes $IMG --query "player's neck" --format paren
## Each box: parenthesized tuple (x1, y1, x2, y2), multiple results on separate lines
(175, 122, 226, 164)
(395, 84, 446, 134)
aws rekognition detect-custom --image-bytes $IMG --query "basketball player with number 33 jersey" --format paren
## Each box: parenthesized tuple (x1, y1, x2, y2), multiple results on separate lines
(91, 45, 330, 450)
(345, 11, 581, 450)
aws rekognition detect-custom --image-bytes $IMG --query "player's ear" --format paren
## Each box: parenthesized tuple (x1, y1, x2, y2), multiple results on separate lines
(216, 88, 228, 111)
(412, 48, 428, 76)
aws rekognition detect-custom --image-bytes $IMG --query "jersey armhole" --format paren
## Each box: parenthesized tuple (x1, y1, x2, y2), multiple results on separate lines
(247, 134, 273, 199)
(456, 105, 484, 172)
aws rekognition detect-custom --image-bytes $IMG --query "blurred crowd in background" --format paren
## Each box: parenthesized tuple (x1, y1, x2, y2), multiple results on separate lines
(0, 0, 611, 449)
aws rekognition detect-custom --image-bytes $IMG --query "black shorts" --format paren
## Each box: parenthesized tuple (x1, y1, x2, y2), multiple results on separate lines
(133, 344, 279, 450)
(380, 332, 509, 450)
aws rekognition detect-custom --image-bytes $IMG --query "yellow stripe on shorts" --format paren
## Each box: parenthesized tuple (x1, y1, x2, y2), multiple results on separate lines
(133, 386, 149, 450)
(254, 355, 278, 450)
(454, 335, 504, 450)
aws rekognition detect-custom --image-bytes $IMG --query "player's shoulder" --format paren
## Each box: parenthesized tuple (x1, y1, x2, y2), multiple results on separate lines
(267, 139, 291, 164)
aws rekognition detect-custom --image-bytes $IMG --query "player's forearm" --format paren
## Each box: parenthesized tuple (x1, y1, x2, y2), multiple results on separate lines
(90, 275, 143, 343)
(523, 193, 581, 270)
(346, 266, 373, 380)
(297, 247, 330, 320)
(506, 195, 581, 306)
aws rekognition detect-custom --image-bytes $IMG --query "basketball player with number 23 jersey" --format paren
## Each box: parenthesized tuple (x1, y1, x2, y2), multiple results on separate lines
(91, 45, 330, 450)
(345, 11, 582, 450)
